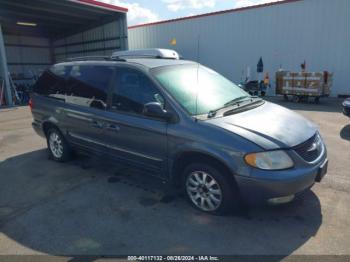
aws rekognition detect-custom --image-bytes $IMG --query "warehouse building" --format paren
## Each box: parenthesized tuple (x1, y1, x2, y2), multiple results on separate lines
(128, 0, 350, 97)
(0, 0, 128, 106)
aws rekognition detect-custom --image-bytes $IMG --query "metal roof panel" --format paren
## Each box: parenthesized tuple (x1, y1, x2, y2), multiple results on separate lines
(70, 0, 128, 13)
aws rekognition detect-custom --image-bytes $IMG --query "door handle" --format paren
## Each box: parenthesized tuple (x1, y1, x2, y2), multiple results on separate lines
(91, 120, 104, 129)
(105, 124, 120, 132)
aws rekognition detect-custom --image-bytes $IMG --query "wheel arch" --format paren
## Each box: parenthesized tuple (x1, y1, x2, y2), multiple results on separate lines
(42, 120, 61, 137)
(170, 150, 238, 189)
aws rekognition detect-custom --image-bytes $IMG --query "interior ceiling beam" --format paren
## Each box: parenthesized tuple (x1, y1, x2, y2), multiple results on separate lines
(0, 10, 88, 25)
(32, 0, 112, 15)
(0, 0, 122, 38)
(2, 26, 56, 38)
(0, 19, 73, 31)
(0, 1, 99, 20)
(0, 16, 75, 38)
(3, 23, 71, 32)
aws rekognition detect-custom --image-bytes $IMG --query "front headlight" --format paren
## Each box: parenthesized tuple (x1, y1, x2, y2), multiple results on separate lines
(244, 150, 294, 170)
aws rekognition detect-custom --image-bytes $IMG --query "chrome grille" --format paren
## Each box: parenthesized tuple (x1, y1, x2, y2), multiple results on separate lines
(293, 133, 323, 162)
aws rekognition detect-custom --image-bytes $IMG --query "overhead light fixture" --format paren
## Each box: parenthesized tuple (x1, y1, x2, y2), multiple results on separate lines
(16, 21, 37, 27)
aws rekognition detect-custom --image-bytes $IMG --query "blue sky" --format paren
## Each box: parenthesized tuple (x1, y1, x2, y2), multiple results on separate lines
(99, 0, 281, 26)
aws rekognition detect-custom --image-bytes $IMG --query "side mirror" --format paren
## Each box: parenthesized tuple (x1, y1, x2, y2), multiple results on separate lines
(143, 102, 173, 121)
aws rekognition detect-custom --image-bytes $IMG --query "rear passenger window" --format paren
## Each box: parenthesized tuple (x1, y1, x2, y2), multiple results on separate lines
(111, 68, 164, 115)
(66, 65, 114, 110)
(34, 65, 71, 99)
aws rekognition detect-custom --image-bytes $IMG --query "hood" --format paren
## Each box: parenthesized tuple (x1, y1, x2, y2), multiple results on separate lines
(206, 101, 317, 150)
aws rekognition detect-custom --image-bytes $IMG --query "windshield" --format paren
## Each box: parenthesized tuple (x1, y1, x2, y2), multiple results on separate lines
(153, 64, 249, 115)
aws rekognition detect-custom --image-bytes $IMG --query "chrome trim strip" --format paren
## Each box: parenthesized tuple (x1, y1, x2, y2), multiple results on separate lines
(69, 132, 162, 162)
(66, 113, 92, 122)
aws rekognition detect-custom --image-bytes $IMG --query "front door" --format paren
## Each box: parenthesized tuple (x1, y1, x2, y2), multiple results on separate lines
(103, 67, 168, 177)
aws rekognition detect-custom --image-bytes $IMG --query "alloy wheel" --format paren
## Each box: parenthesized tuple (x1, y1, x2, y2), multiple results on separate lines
(186, 171, 223, 211)
(49, 132, 63, 159)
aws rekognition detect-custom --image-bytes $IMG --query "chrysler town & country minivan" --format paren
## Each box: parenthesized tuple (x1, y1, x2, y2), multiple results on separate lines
(30, 49, 328, 214)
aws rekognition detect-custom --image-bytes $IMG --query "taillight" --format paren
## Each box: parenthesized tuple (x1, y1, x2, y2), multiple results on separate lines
(29, 98, 33, 111)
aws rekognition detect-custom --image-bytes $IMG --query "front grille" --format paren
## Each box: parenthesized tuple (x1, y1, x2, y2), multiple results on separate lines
(293, 133, 323, 162)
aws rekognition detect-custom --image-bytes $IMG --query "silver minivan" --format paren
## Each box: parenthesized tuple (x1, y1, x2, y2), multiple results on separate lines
(31, 49, 328, 215)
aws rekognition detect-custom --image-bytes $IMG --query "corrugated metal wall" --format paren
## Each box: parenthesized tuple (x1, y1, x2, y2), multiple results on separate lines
(53, 19, 128, 62)
(4, 35, 51, 78)
(128, 0, 350, 96)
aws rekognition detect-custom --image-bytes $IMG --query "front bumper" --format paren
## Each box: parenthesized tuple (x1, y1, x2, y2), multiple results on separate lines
(235, 156, 328, 205)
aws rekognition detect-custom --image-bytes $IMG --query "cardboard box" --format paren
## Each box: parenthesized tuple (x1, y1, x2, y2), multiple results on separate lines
(275, 71, 288, 94)
(280, 71, 333, 96)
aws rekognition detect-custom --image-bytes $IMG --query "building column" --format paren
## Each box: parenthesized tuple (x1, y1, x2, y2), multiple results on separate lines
(120, 14, 128, 50)
(0, 24, 12, 106)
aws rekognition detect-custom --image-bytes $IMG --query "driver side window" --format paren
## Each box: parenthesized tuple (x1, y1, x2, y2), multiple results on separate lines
(111, 68, 164, 115)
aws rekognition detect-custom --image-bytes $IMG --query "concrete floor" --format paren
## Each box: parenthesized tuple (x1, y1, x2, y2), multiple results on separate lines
(0, 97, 349, 256)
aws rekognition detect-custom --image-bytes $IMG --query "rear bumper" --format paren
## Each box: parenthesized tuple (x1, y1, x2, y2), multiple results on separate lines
(235, 157, 328, 205)
(32, 121, 45, 138)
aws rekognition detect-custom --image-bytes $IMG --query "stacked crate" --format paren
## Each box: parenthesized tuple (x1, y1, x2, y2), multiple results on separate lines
(277, 71, 332, 97)
(275, 70, 288, 94)
(322, 72, 333, 96)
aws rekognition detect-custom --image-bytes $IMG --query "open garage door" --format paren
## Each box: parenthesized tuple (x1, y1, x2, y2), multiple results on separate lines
(0, 0, 128, 106)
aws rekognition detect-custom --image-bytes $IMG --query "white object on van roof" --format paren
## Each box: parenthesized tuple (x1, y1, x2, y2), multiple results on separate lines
(112, 49, 180, 60)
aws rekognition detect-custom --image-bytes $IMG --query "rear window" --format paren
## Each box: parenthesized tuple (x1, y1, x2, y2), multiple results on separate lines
(33, 65, 71, 97)
(66, 65, 114, 109)
(34, 64, 115, 110)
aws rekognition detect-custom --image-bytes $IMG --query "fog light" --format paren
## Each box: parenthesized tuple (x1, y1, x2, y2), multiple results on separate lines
(267, 195, 295, 205)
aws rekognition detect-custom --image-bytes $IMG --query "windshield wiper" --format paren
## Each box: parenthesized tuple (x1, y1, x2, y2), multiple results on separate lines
(208, 96, 260, 118)
(224, 95, 251, 106)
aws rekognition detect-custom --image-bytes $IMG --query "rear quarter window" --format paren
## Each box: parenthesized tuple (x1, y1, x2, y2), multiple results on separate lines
(34, 65, 71, 99)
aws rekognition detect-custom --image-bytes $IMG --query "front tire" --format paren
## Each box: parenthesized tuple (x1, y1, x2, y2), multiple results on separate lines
(46, 128, 72, 162)
(183, 163, 240, 215)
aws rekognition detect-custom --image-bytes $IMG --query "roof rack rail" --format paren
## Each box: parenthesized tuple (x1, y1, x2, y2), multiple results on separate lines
(111, 49, 180, 60)
(65, 56, 126, 62)
(66, 56, 110, 62)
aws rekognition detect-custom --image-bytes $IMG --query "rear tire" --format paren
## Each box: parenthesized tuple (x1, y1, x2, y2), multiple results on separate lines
(182, 162, 240, 215)
(46, 128, 72, 162)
